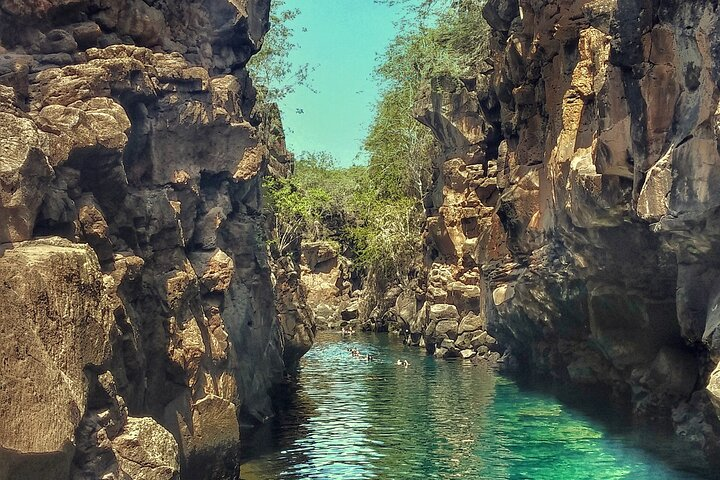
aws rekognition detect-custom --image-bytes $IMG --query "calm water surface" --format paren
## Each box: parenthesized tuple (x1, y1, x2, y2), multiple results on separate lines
(240, 332, 713, 479)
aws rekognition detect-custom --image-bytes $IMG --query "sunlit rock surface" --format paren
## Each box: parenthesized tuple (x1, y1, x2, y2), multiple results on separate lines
(298, 240, 357, 330)
(410, 0, 720, 459)
(0, 1, 313, 479)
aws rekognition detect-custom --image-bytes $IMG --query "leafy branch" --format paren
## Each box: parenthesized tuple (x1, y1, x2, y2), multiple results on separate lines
(247, 0, 315, 101)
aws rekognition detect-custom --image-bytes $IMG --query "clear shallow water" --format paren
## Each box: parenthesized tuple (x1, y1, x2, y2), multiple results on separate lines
(240, 332, 714, 480)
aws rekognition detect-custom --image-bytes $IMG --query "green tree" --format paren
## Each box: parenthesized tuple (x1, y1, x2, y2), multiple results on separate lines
(263, 151, 366, 254)
(364, 81, 436, 201)
(365, 2, 490, 203)
(348, 196, 424, 286)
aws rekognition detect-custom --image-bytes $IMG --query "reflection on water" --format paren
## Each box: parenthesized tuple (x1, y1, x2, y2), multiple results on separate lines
(240, 332, 713, 480)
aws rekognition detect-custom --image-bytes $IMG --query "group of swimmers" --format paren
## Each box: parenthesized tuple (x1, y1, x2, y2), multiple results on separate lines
(341, 327, 409, 366)
(344, 347, 410, 367)
(347, 347, 373, 361)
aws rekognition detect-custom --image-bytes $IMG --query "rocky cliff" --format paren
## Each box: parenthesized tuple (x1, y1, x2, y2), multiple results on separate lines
(0, 1, 313, 479)
(408, 0, 720, 459)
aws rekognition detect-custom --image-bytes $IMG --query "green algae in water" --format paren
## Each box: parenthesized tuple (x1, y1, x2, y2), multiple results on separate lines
(240, 333, 713, 480)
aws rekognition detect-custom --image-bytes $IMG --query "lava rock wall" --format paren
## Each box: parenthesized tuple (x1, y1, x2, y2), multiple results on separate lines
(0, 1, 313, 479)
(414, 0, 720, 458)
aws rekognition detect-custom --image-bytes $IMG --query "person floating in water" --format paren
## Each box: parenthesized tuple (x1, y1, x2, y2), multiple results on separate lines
(396, 359, 409, 368)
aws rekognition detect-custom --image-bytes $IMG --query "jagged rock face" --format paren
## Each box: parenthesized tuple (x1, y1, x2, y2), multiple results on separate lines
(259, 102, 317, 368)
(411, 75, 509, 363)
(272, 253, 316, 367)
(415, 0, 720, 459)
(0, 2, 313, 479)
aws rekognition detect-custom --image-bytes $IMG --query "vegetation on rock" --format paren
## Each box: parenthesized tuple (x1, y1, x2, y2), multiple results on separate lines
(263, 149, 423, 288)
(262, 0, 490, 297)
(247, 0, 313, 101)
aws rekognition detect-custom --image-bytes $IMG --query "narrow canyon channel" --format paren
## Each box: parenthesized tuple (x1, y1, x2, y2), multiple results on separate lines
(239, 332, 713, 480)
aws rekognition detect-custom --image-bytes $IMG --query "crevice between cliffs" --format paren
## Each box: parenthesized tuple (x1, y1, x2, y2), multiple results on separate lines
(265, 0, 720, 469)
(2, 0, 720, 479)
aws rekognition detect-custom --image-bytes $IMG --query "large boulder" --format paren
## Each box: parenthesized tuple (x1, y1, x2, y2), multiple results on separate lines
(112, 417, 180, 480)
(0, 238, 113, 480)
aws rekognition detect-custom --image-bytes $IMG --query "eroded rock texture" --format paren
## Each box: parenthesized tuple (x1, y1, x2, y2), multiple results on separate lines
(298, 240, 358, 330)
(411, 0, 720, 458)
(0, 2, 313, 479)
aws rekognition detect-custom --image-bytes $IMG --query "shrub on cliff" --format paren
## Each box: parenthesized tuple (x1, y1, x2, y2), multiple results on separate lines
(263, 174, 330, 254)
(348, 195, 424, 287)
(365, 81, 437, 201)
(376, 0, 490, 81)
(366, 0, 490, 202)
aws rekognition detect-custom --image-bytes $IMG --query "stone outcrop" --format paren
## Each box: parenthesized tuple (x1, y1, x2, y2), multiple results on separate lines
(0, 2, 313, 479)
(299, 240, 358, 329)
(407, 0, 720, 460)
(0, 238, 114, 480)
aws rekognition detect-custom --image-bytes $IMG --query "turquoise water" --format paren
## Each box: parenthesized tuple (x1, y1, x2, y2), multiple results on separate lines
(240, 332, 713, 479)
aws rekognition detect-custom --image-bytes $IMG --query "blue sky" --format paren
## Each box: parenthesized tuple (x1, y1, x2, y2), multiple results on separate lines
(274, 0, 412, 166)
